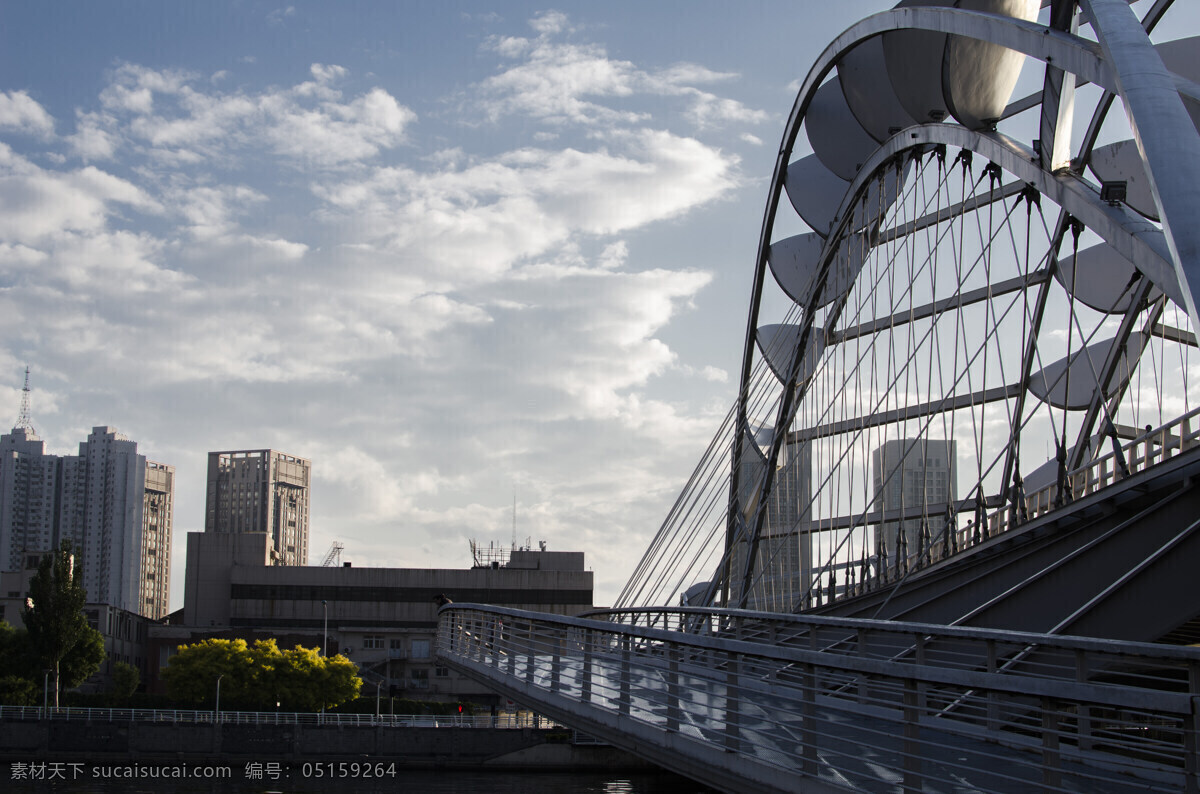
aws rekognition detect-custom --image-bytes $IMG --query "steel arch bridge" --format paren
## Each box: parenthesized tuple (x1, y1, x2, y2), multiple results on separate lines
(440, 2, 1200, 792)
(617, 0, 1200, 626)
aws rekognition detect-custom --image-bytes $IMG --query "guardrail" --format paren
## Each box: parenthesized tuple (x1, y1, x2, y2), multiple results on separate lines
(845, 408, 1200, 596)
(0, 705, 560, 730)
(439, 604, 1200, 793)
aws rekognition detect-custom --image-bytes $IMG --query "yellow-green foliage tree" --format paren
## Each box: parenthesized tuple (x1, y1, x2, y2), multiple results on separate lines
(162, 638, 360, 711)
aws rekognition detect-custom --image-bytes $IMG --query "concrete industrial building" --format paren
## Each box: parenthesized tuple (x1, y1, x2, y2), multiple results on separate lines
(0, 423, 175, 620)
(204, 449, 311, 566)
(151, 532, 594, 707)
(872, 439, 957, 569)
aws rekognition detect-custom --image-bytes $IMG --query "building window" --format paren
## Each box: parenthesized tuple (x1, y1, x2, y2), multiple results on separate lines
(435, 667, 449, 678)
(363, 635, 384, 650)
(411, 639, 431, 659)
(410, 669, 428, 690)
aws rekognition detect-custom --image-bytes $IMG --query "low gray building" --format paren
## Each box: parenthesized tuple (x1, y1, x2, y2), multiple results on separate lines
(150, 532, 593, 708)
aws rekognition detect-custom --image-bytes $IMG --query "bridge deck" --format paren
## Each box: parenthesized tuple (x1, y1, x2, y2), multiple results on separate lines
(438, 606, 1200, 793)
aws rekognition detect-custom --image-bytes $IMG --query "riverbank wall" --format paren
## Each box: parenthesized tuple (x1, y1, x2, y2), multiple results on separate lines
(0, 718, 656, 771)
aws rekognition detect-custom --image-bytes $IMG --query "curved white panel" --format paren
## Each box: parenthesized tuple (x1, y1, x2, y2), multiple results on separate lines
(784, 155, 849, 237)
(839, 35, 919, 143)
(1157, 37, 1200, 133)
(944, 0, 1039, 130)
(1056, 242, 1170, 313)
(1089, 139, 1160, 221)
(883, 0, 954, 125)
(1029, 332, 1146, 410)
(756, 324, 826, 385)
(806, 79, 880, 180)
(768, 232, 868, 309)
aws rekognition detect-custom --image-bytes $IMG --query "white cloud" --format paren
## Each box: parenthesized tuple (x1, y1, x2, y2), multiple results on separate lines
(68, 112, 120, 161)
(475, 14, 769, 132)
(529, 10, 570, 36)
(90, 62, 416, 168)
(0, 91, 55, 137)
(0, 159, 160, 244)
(0, 27, 744, 610)
(267, 6, 296, 25)
(315, 128, 738, 282)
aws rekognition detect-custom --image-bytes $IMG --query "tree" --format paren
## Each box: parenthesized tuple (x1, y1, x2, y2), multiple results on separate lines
(110, 661, 140, 701)
(162, 638, 361, 711)
(161, 638, 259, 708)
(21, 542, 104, 706)
(0, 675, 37, 706)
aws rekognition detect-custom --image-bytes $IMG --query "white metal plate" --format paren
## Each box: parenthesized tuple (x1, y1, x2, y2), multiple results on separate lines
(783, 155, 849, 237)
(768, 232, 868, 309)
(1055, 242, 1161, 313)
(944, 0, 1039, 129)
(1028, 332, 1146, 410)
(807, 79, 881, 180)
(1156, 36, 1200, 133)
(883, 0, 954, 125)
(1089, 139, 1160, 221)
(755, 324, 826, 385)
(839, 35, 919, 143)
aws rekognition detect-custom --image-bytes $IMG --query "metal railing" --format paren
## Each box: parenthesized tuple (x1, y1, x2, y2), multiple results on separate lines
(0, 705, 560, 729)
(439, 604, 1200, 793)
(839, 409, 1200, 598)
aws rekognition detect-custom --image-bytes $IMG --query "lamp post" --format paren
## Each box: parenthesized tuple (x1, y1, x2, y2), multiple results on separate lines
(322, 599, 328, 657)
(215, 674, 223, 723)
(42, 670, 50, 718)
(320, 600, 328, 725)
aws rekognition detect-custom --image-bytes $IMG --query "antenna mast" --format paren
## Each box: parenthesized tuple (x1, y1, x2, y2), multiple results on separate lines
(16, 366, 33, 432)
(511, 486, 517, 551)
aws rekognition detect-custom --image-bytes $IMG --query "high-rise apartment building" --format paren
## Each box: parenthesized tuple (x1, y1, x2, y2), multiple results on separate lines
(0, 424, 175, 619)
(872, 439, 957, 570)
(204, 450, 311, 566)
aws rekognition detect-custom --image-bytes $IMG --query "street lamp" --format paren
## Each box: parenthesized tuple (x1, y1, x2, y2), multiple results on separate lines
(42, 669, 50, 718)
(215, 674, 223, 723)
(322, 599, 328, 657)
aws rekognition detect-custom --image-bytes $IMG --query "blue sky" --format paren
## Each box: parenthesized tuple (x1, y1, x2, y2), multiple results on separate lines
(7, 1, 1183, 611)
(0, 1, 894, 609)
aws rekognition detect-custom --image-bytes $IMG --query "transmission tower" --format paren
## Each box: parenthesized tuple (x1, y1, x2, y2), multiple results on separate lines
(15, 366, 33, 433)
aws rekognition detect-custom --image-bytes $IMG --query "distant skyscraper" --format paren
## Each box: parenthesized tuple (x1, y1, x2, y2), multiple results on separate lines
(872, 439, 957, 570)
(204, 450, 311, 566)
(729, 430, 813, 612)
(0, 418, 174, 619)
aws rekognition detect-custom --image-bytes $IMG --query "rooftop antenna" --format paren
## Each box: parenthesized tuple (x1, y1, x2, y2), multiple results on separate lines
(511, 486, 517, 551)
(15, 366, 33, 433)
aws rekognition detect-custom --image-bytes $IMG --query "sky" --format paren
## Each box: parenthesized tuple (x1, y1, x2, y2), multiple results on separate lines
(4, 1, 1190, 612)
(0, 1, 900, 609)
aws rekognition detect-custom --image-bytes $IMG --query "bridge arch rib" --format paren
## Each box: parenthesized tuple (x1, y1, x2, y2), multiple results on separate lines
(617, 1, 1200, 623)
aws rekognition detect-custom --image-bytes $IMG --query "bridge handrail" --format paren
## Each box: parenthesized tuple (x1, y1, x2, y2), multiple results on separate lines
(0, 704, 556, 729)
(571, 603, 1200, 664)
(439, 604, 1200, 714)
(438, 604, 1200, 792)
(978, 407, 1200, 546)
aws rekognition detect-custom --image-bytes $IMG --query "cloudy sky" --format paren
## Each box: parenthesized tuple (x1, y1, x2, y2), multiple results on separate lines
(0, 1, 921, 609)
